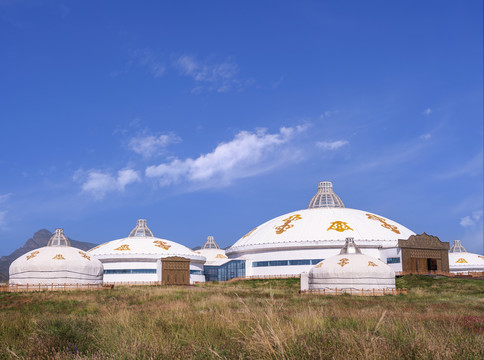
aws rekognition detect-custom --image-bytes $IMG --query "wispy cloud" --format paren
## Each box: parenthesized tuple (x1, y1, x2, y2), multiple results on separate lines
(438, 151, 483, 179)
(0, 193, 12, 204)
(460, 210, 483, 228)
(420, 133, 432, 140)
(0, 193, 11, 229)
(0, 210, 6, 229)
(423, 108, 432, 116)
(76, 169, 141, 199)
(319, 110, 339, 119)
(316, 140, 348, 150)
(128, 131, 181, 158)
(174, 55, 248, 93)
(146, 125, 308, 187)
(133, 49, 166, 78)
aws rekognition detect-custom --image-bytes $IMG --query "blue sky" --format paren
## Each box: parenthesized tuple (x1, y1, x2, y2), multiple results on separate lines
(0, 0, 482, 255)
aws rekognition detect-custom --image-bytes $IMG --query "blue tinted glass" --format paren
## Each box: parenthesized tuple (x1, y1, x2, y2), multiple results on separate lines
(386, 257, 401, 264)
(103, 269, 156, 274)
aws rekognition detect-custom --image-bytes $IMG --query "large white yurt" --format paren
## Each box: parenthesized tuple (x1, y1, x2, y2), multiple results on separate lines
(89, 219, 206, 285)
(226, 181, 415, 277)
(300, 238, 396, 293)
(9, 229, 103, 286)
(448, 240, 484, 274)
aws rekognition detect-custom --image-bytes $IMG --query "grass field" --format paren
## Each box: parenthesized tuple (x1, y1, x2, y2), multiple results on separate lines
(0, 275, 483, 359)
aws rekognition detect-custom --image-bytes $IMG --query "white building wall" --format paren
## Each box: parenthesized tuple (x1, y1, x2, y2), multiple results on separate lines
(228, 247, 399, 277)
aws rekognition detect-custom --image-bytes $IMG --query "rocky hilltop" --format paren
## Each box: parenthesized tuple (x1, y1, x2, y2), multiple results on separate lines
(0, 229, 98, 282)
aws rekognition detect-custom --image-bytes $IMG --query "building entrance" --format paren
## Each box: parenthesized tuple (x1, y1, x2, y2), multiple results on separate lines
(399, 233, 450, 273)
(162, 257, 190, 285)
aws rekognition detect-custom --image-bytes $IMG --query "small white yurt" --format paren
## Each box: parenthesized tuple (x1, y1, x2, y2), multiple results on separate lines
(196, 236, 229, 266)
(9, 229, 103, 286)
(301, 237, 396, 293)
(448, 240, 484, 274)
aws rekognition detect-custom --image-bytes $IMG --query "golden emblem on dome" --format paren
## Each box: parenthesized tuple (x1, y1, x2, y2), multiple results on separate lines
(114, 244, 131, 251)
(327, 221, 353, 232)
(456, 258, 468, 264)
(215, 254, 228, 259)
(366, 214, 400, 234)
(52, 254, 66, 260)
(315, 261, 324, 268)
(337, 258, 349, 267)
(242, 227, 258, 238)
(88, 242, 109, 252)
(153, 240, 171, 250)
(275, 214, 302, 234)
(26, 251, 39, 261)
(368, 261, 378, 267)
(79, 251, 90, 261)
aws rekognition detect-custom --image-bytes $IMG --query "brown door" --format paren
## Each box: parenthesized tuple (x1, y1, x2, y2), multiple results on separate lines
(162, 257, 190, 285)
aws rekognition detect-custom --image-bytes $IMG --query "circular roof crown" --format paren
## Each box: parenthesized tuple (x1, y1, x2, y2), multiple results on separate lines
(47, 228, 70, 247)
(307, 181, 345, 209)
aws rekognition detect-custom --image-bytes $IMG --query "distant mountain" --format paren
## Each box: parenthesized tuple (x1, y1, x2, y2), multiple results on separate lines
(0, 229, 98, 282)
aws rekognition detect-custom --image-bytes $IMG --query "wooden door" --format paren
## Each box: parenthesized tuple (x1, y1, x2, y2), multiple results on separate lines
(162, 257, 190, 285)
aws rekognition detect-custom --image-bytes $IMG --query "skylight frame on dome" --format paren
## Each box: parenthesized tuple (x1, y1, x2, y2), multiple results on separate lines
(307, 181, 345, 209)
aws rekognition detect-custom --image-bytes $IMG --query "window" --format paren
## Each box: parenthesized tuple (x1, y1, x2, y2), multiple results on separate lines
(190, 270, 204, 275)
(289, 259, 311, 266)
(386, 257, 400, 264)
(253, 259, 325, 267)
(253, 261, 269, 267)
(104, 269, 156, 274)
(205, 260, 246, 281)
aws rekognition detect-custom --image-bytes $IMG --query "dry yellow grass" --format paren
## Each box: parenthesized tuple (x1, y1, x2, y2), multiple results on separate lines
(0, 276, 483, 359)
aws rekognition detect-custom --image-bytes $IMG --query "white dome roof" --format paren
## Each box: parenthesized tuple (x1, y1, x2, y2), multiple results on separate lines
(9, 229, 103, 285)
(227, 207, 415, 255)
(308, 239, 395, 290)
(196, 248, 228, 265)
(449, 251, 484, 272)
(195, 236, 228, 265)
(89, 219, 205, 262)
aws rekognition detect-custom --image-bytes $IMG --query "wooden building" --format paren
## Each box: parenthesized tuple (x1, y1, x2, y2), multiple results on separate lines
(398, 233, 450, 273)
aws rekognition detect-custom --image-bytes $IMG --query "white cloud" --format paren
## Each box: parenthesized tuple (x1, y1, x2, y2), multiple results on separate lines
(146, 125, 308, 187)
(79, 169, 141, 199)
(175, 55, 244, 93)
(420, 133, 432, 140)
(423, 108, 432, 116)
(460, 210, 483, 227)
(128, 132, 181, 157)
(316, 140, 348, 150)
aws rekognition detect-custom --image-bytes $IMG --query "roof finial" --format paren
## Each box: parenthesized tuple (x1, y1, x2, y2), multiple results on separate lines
(450, 240, 467, 253)
(128, 219, 154, 238)
(202, 236, 220, 249)
(47, 228, 71, 247)
(340, 237, 361, 255)
(307, 181, 345, 209)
